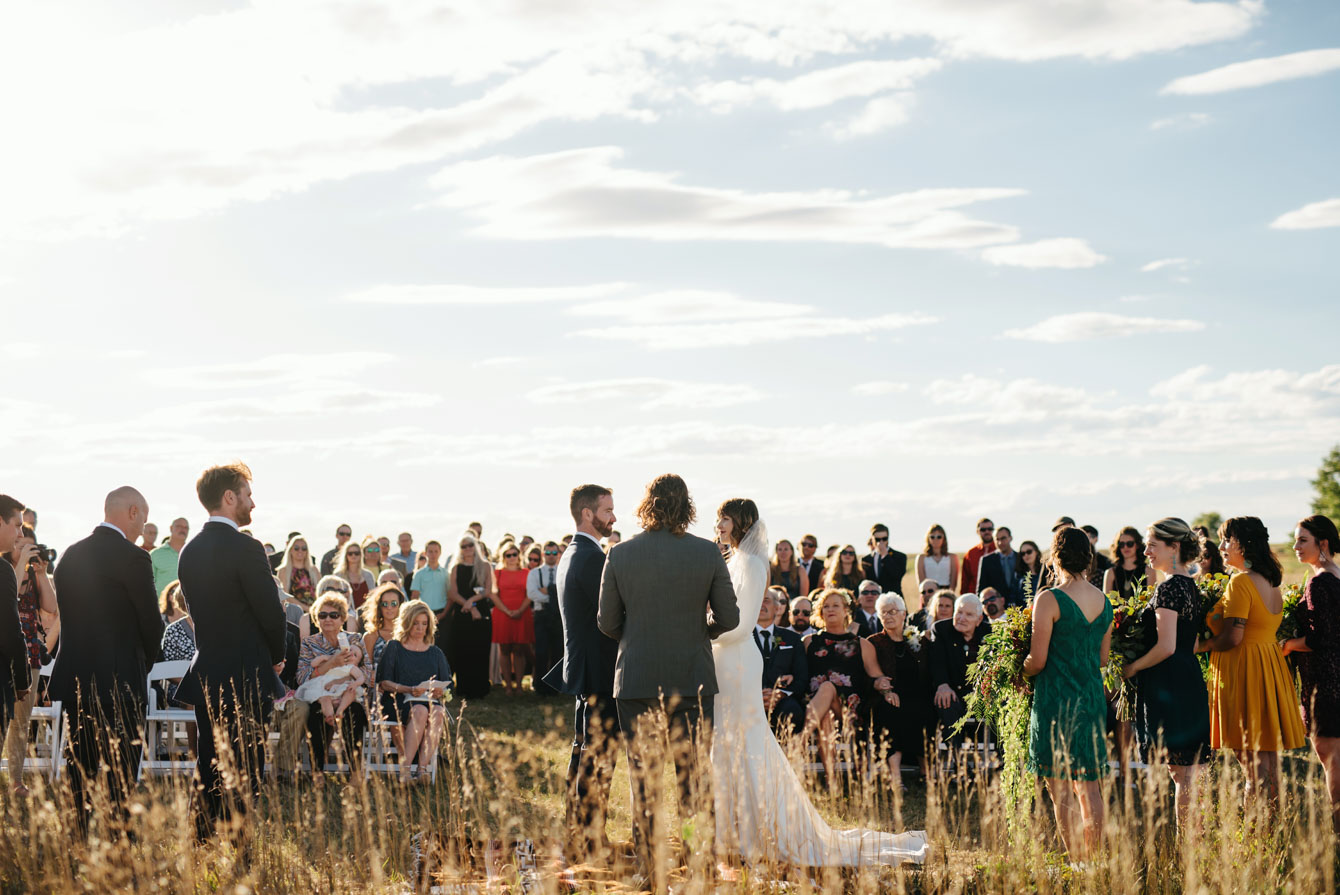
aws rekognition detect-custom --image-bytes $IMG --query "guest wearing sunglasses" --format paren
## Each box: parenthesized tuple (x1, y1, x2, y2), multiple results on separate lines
(1103, 527, 1150, 600)
(1016, 541, 1045, 604)
(529, 540, 564, 696)
(862, 523, 907, 597)
(822, 544, 863, 592)
(296, 593, 368, 775)
(360, 583, 404, 725)
(445, 534, 495, 699)
(491, 542, 535, 696)
(915, 524, 958, 591)
(276, 535, 319, 608)
(796, 535, 825, 597)
(960, 517, 997, 595)
(334, 542, 376, 613)
(321, 524, 353, 577)
(361, 536, 391, 583)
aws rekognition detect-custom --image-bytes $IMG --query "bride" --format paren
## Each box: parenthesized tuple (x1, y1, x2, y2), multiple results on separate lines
(710, 497, 929, 866)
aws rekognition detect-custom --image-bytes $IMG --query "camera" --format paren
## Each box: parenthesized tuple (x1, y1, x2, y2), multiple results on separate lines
(28, 545, 56, 568)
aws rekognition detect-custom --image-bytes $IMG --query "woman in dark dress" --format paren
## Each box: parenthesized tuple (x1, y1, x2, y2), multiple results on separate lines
(867, 593, 929, 786)
(1103, 527, 1150, 599)
(1015, 540, 1044, 605)
(377, 600, 452, 784)
(823, 545, 864, 592)
(445, 534, 495, 699)
(1122, 518, 1211, 839)
(803, 587, 886, 779)
(1282, 514, 1340, 833)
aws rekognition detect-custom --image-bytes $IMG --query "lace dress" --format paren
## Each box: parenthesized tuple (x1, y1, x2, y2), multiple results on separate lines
(1133, 575, 1211, 764)
(1299, 572, 1340, 737)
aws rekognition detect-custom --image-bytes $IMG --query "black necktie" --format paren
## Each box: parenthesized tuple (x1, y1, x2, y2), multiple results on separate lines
(756, 629, 768, 658)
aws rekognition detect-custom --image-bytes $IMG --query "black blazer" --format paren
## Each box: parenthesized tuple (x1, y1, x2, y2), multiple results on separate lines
(854, 608, 884, 639)
(543, 534, 618, 697)
(50, 526, 163, 709)
(927, 618, 988, 696)
(799, 559, 824, 596)
(978, 552, 1024, 607)
(0, 562, 30, 708)
(175, 522, 286, 708)
(756, 625, 808, 695)
(861, 550, 907, 594)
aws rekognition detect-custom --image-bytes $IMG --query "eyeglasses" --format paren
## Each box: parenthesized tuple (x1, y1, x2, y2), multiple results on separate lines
(317, 611, 343, 620)
(346, 550, 361, 557)
(293, 546, 308, 552)
(365, 546, 381, 554)
(1119, 540, 1136, 549)
(459, 545, 472, 550)
(380, 600, 399, 608)
(337, 530, 351, 537)
(929, 534, 943, 540)
(1022, 549, 1036, 557)
(840, 549, 856, 556)
(921, 587, 937, 595)
(544, 550, 558, 556)
(979, 527, 994, 533)
(801, 542, 817, 549)
(874, 536, 888, 543)
(860, 589, 881, 596)
(504, 552, 519, 559)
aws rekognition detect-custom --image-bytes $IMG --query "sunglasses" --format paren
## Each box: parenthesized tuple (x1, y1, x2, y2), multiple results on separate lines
(380, 600, 399, 608)
(1119, 540, 1136, 549)
(929, 534, 943, 539)
(874, 536, 888, 542)
(346, 550, 361, 557)
(1022, 549, 1036, 557)
(365, 546, 381, 553)
(337, 531, 352, 537)
(459, 545, 472, 550)
(802, 542, 817, 549)
(979, 527, 994, 533)
(293, 546, 308, 551)
(860, 590, 881, 597)
(544, 550, 558, 556)
(840, 550, 856, 556)
(504, 552, 519, 559)
(317, 611, 343, 620)
(921, 587, 937, 594)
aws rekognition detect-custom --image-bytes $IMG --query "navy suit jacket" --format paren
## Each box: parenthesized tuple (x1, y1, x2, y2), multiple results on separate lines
(756, 625, 808, 695)
(543, 534, 617, 697)
(978, 552, 1024, 607)
(175, 521, 286, 709)
(50, 526, 163, 711)
(861, 550, 907, 594)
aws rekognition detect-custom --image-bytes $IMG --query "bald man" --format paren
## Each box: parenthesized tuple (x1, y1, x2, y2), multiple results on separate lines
(51, 486, 164, 835)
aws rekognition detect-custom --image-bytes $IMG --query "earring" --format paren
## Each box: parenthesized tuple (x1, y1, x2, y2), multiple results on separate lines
(1244, 558, 1253, 570)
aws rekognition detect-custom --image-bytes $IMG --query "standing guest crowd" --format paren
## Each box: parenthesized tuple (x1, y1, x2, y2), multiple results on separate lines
(0, 481, 1337, 860)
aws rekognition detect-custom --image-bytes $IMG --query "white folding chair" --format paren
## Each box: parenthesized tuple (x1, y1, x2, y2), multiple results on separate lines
(363, 700, 449, 782)
(138, 660, 196, 779)
(0, 663, 66, 783)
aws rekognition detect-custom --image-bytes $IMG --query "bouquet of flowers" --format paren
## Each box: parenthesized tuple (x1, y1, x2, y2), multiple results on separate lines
(1276, 583, 1305, 642)
(1197, 572, 1231, 638)
(1104, 584, 1154, 722)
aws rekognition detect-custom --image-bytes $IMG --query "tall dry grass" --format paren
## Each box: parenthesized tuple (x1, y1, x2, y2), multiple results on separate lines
(0, 693, 1334, 894)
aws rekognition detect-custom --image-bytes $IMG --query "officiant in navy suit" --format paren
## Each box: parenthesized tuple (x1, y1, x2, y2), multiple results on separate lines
(756, 588, 807, 734)
(542, 484, 620, 863)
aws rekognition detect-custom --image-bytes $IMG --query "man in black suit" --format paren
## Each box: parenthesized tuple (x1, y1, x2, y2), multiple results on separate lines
(928, 593, 988, 746)
(977, 527, 1022, 607)
(541, 484, 621, 862)
(50, 486, 163, 834)
(320, 523, 352, 577)
(0, 495, 33, 733)
(861, 523, 907, 596)
(797, 533, 823, 596)
(853, 579, 885, 637)
(755, 589, 807, 734)
(175, 462, 286, 839)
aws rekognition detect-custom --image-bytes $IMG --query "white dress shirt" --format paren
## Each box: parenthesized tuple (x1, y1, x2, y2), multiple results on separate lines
(97, 521, 128, 540)
(207, 514, 240, 531)
(527, 563, 560, 606)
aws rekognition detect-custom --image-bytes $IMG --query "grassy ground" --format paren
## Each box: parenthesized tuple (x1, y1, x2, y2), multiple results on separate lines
(2, 683, 1334, 893)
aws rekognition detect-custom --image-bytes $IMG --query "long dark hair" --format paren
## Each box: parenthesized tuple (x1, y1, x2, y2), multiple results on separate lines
(1298, 514, 1340, 559)
(1219, 516, 1282, 587)
(635, 473, 696, 536)
(1109, 526, 1147, 573)
(1016, 540, 1042, 576)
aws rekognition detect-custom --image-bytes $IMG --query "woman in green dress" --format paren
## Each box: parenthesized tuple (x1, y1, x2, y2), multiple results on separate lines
(1023, 526, 1113, 860)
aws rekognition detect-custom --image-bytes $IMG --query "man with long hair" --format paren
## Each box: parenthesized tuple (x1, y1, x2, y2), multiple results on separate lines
(597, 473, 739, 887)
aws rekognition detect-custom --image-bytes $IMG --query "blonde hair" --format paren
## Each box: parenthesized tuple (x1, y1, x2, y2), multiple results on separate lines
(811, 588, 852, 630)
(310, 592, 349, 626)
(159, 580, 186, 618)
(449, 533, 493, 585)
(395, 599, 437, 644)
(361, 583, 404, 634)
(276, 534, 318, 591)
(495, 539, 522, 570)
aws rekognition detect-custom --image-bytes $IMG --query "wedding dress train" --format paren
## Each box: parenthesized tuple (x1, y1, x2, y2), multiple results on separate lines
(710, 518, 929, 866)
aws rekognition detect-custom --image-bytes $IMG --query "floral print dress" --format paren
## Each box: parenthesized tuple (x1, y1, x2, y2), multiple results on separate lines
(807, 630, 867, 716)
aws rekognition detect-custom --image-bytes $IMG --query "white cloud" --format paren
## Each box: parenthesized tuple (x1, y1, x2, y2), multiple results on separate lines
(980, 238, 1107, 269)
(526, 377, 762, 410)
(430, 146, 1024, 249)
(145, 352, 393, 389)
(853, 381, 910, 396)
(1270, 198, 1340, 230)
(1140, 257, 1194, 272)
(567, 291, 810, 324)
(827, 93, 916, 139)
(1149, 112, 1211, 130)
(1002, 312, 1205, 342)
(694, 58, 941, 112)
(1162, 47, 1340, 95)
(928, 374, 1089, 414)
(346, 282, 630, 305)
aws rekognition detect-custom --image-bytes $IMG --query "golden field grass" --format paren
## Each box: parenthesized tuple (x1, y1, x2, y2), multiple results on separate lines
(1, 686, 1335, 894)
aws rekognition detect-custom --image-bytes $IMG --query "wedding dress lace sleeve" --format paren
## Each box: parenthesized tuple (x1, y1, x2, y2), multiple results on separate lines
(717, 519, 769, 647)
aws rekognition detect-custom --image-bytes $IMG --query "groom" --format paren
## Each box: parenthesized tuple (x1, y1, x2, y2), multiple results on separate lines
(597, 473, 739, 886)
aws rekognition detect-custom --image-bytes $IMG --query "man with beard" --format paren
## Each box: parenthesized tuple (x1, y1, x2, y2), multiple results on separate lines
(542, 484, 620, 863)
(176, 462, 286, 841)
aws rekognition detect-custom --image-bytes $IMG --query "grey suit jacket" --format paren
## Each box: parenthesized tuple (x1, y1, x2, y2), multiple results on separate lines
(596, 528, 740, 700)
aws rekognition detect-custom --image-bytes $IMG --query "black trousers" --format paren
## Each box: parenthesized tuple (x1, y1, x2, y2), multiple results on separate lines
(532, 607, 563, 695)
(65, 694, 144, 836)
(766, 694, 805, 736)
(305, 700, 367, 770)
(565, 692, 620, 848)
(617, 694, 715, 879)
(194, 685, 271, 838)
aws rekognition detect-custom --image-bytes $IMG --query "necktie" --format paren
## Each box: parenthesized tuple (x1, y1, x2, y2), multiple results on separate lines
(756, 629, 768, 658)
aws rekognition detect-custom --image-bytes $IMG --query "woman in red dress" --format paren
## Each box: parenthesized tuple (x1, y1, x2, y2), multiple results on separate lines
(491, 541, 535, 695)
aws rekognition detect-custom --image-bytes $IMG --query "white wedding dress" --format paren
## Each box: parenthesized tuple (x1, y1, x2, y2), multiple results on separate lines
(711, 519, 929, 866)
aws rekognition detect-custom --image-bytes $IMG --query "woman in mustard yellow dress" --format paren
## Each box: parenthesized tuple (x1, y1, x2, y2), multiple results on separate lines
(1197, 516, 1304, 813)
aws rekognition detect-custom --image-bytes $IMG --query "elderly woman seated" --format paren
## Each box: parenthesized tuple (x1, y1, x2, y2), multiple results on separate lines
(927, 593, 988, 748)
(297, 593, 368, 774)
(866, 593, 931, 787)
(376, 599, 452, 784)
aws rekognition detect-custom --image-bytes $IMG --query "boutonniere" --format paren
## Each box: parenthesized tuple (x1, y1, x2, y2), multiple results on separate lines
(771, 634, 785, 650)
(902, 626, 922, 650)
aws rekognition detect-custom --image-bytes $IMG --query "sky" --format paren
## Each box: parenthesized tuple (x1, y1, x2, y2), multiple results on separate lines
(2, 0, 1338, 560)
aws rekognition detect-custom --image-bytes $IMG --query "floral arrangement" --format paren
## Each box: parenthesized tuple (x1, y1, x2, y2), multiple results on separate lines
(1276, 583, 1305, 642)
(1103, 583, 1154, 722)
(1197, 572, 1231, 639)
(960, 606, 1034, 839)
(901, 625, 924, 651)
